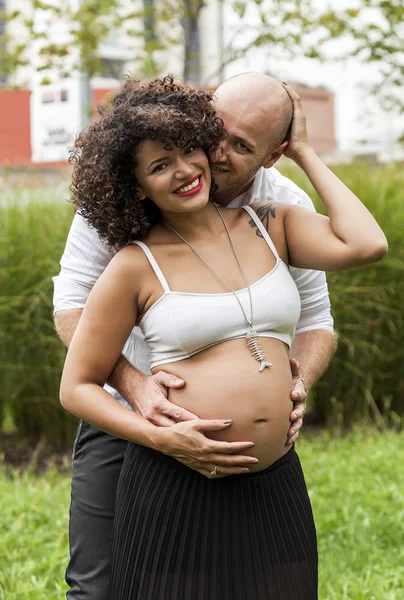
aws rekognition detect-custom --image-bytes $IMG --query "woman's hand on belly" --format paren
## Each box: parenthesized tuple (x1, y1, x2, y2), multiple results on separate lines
(154, 418, 259, 479)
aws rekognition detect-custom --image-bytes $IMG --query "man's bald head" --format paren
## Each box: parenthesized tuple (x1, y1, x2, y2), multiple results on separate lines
(209, 72, 294, 204)
(214, 72, 293, 150)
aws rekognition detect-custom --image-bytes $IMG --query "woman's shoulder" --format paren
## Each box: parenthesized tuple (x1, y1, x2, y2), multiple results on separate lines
(107, 242, 152, 282)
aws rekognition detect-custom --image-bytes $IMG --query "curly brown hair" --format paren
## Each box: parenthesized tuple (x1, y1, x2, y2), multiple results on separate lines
(69, 75, 226, 247)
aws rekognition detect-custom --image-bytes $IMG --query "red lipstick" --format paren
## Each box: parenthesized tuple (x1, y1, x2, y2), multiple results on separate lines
(173, 174, 203, 197)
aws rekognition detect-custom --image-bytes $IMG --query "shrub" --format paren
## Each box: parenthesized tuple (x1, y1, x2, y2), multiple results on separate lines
(1, 164, 403, 448)
(0, 186, 77, 448)
(282, 162, 404, 426)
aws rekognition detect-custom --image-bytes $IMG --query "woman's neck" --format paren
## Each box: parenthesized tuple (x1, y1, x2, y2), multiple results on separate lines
(161, 201, 227, 242)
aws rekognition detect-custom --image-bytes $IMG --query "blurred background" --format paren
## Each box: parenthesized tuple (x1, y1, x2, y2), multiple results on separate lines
(1, 0, 404, 166)
(0, 1, 403, 598)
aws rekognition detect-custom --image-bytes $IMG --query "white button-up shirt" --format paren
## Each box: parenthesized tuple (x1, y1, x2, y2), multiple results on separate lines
(53, 166, 334, 407)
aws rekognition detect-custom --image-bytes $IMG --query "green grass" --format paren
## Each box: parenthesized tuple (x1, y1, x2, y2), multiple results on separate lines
(301, 430, 404, 599)
(0, 463, 70, 600)
(1, 430, 403, 599)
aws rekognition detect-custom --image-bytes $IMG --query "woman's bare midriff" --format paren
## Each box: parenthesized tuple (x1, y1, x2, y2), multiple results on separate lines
(152, 337, 294, 472)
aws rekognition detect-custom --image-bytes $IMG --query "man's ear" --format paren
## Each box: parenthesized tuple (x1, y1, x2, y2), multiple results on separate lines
(263, 141, 288, 169)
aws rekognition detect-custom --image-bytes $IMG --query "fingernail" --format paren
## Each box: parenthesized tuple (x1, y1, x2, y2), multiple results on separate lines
(291, 412, 297, 419)
(282, 81, 288, 85)
(290, 429, 295, 435)
(292, 392, 299, 399)
(223, 419, 232, 424)
(248, 443, 255, 447)
(175, 378, 184, 383)
(251, 458, 259, 463)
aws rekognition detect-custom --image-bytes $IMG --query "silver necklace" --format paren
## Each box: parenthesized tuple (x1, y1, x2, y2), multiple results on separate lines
(164, 204, 272, 372)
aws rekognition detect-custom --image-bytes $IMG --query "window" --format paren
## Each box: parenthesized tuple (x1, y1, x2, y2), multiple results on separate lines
(42, 91, 55, 104)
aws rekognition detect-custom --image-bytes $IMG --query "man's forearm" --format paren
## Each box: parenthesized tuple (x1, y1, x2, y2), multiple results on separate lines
(107, 353, 146, 409)
(54, 309, 83, 348)
(290, 329, 338, 391)
(54, 309, 146, 409)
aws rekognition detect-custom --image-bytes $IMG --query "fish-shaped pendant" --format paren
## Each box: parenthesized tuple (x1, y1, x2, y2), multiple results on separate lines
(247, 326, 272, 372)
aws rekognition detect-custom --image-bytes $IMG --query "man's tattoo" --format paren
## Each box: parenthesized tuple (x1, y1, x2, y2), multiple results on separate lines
(248, 203, 276, 238)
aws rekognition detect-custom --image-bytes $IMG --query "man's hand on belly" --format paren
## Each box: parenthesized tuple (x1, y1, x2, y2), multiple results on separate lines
(128, 370, 198, 427)
(286, 358, 307, 446)
(111, 358, 197, 426)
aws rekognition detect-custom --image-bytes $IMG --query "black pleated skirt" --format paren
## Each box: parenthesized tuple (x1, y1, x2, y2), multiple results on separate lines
(110, 444, 318, 600)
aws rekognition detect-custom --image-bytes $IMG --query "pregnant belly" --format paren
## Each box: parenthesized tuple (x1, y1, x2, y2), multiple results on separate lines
(152, 337, 294, 472)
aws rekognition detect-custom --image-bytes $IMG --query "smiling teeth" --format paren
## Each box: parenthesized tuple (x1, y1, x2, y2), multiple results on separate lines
(176, 177, 200, 193)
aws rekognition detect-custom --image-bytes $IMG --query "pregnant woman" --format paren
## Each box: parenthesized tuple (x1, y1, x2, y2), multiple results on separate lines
(60, 76, 387, 599)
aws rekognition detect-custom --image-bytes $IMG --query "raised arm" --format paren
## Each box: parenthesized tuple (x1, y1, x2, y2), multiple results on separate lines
(278, 83, 387, 271)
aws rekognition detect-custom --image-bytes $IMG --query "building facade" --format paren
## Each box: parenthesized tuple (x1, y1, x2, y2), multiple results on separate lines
(1, 0, 338, 166)
(0, 82, 337, 166)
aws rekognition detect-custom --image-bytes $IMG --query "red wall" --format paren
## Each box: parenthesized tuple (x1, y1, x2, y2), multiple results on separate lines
(294, 84, 336, 155)
(0, 88, 118, 167)
(0, 90, 32, 166)
(92, 88, 117, 117)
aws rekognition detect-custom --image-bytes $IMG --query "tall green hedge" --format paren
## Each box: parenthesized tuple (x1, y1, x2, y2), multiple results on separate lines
(1, 164, 403, 448)
(1, 186, 77, 448)
(282, 163, 404, 426)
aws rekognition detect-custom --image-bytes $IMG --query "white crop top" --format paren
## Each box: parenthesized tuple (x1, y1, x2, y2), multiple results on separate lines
(131, 205, 301, 370)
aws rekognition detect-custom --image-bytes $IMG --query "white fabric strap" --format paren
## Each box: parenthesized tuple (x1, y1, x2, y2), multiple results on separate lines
(131, 241, 171, 293)
(242, 205, 280, 261)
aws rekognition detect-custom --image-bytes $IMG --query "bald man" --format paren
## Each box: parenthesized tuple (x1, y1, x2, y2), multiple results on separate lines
(212, 73, 295, 203)
(54, 73, 335, 599)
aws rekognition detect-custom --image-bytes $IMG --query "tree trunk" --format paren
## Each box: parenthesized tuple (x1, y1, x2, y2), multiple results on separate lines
(183, 0, 203, 84)
(143, 0, 157, 76)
